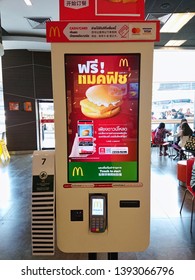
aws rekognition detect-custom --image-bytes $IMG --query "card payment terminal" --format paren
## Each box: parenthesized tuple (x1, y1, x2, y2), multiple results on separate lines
(89, 194, 107, 233)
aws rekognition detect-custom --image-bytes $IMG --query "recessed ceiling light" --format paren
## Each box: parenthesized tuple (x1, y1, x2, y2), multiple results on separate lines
(160, 12, 195, 33)
(165, 40, 186, 47)
(24, 0, 32, 6)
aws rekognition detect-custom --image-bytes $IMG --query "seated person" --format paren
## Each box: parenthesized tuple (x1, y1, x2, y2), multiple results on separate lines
(154, 122, 171, 156)
(185, 108, 193, 117)
(173, 122, 193, 160)
(177, 108, 184, 119)
(172, 118, 187, 149)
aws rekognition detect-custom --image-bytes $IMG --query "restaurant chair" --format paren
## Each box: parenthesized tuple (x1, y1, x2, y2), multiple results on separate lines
(180, 157, 195, 233)
(172, 144, 187, 160)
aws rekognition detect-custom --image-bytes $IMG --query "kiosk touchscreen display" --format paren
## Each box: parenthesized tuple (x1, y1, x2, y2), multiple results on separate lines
(65, 54, 140, 183)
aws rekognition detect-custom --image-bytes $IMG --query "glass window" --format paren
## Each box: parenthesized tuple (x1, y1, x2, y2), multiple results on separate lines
(39, 101, 55, 150)
(151, 50, 195, 133)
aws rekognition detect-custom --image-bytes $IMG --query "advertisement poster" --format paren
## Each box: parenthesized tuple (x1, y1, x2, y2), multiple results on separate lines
(60, 0, 145, 21)
(65, 54, 140, 182)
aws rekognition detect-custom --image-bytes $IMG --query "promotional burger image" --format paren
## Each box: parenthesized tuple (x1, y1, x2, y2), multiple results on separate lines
(80, 85, 123, 119)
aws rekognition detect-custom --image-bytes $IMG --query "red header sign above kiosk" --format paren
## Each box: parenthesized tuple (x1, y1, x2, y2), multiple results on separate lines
(59, 0, 145, 21)
(46, 21, 160, 42)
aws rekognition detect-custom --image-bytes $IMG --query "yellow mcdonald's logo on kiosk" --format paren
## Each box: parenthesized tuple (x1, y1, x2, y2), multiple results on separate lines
(49, 26, 61, 38)
(119, 58, 129, 67)
(93, 199, 103, 211)
(72, 166, 84, 177)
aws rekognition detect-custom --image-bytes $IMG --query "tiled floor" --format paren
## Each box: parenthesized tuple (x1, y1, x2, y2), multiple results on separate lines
(0, 148, 195, 260)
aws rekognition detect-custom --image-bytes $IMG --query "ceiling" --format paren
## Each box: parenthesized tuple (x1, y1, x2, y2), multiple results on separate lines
(0, 0, 195, 52)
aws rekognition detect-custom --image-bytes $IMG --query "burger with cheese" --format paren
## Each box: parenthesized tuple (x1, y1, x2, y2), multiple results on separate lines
(80, 85, 123, 119)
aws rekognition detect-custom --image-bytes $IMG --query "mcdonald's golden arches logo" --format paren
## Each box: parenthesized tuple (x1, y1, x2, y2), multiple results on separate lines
(119, 58, 129, 67)
(93, 199, 103, 210)
(72, 167, 84, 177)
(49, 26, 61, 38)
